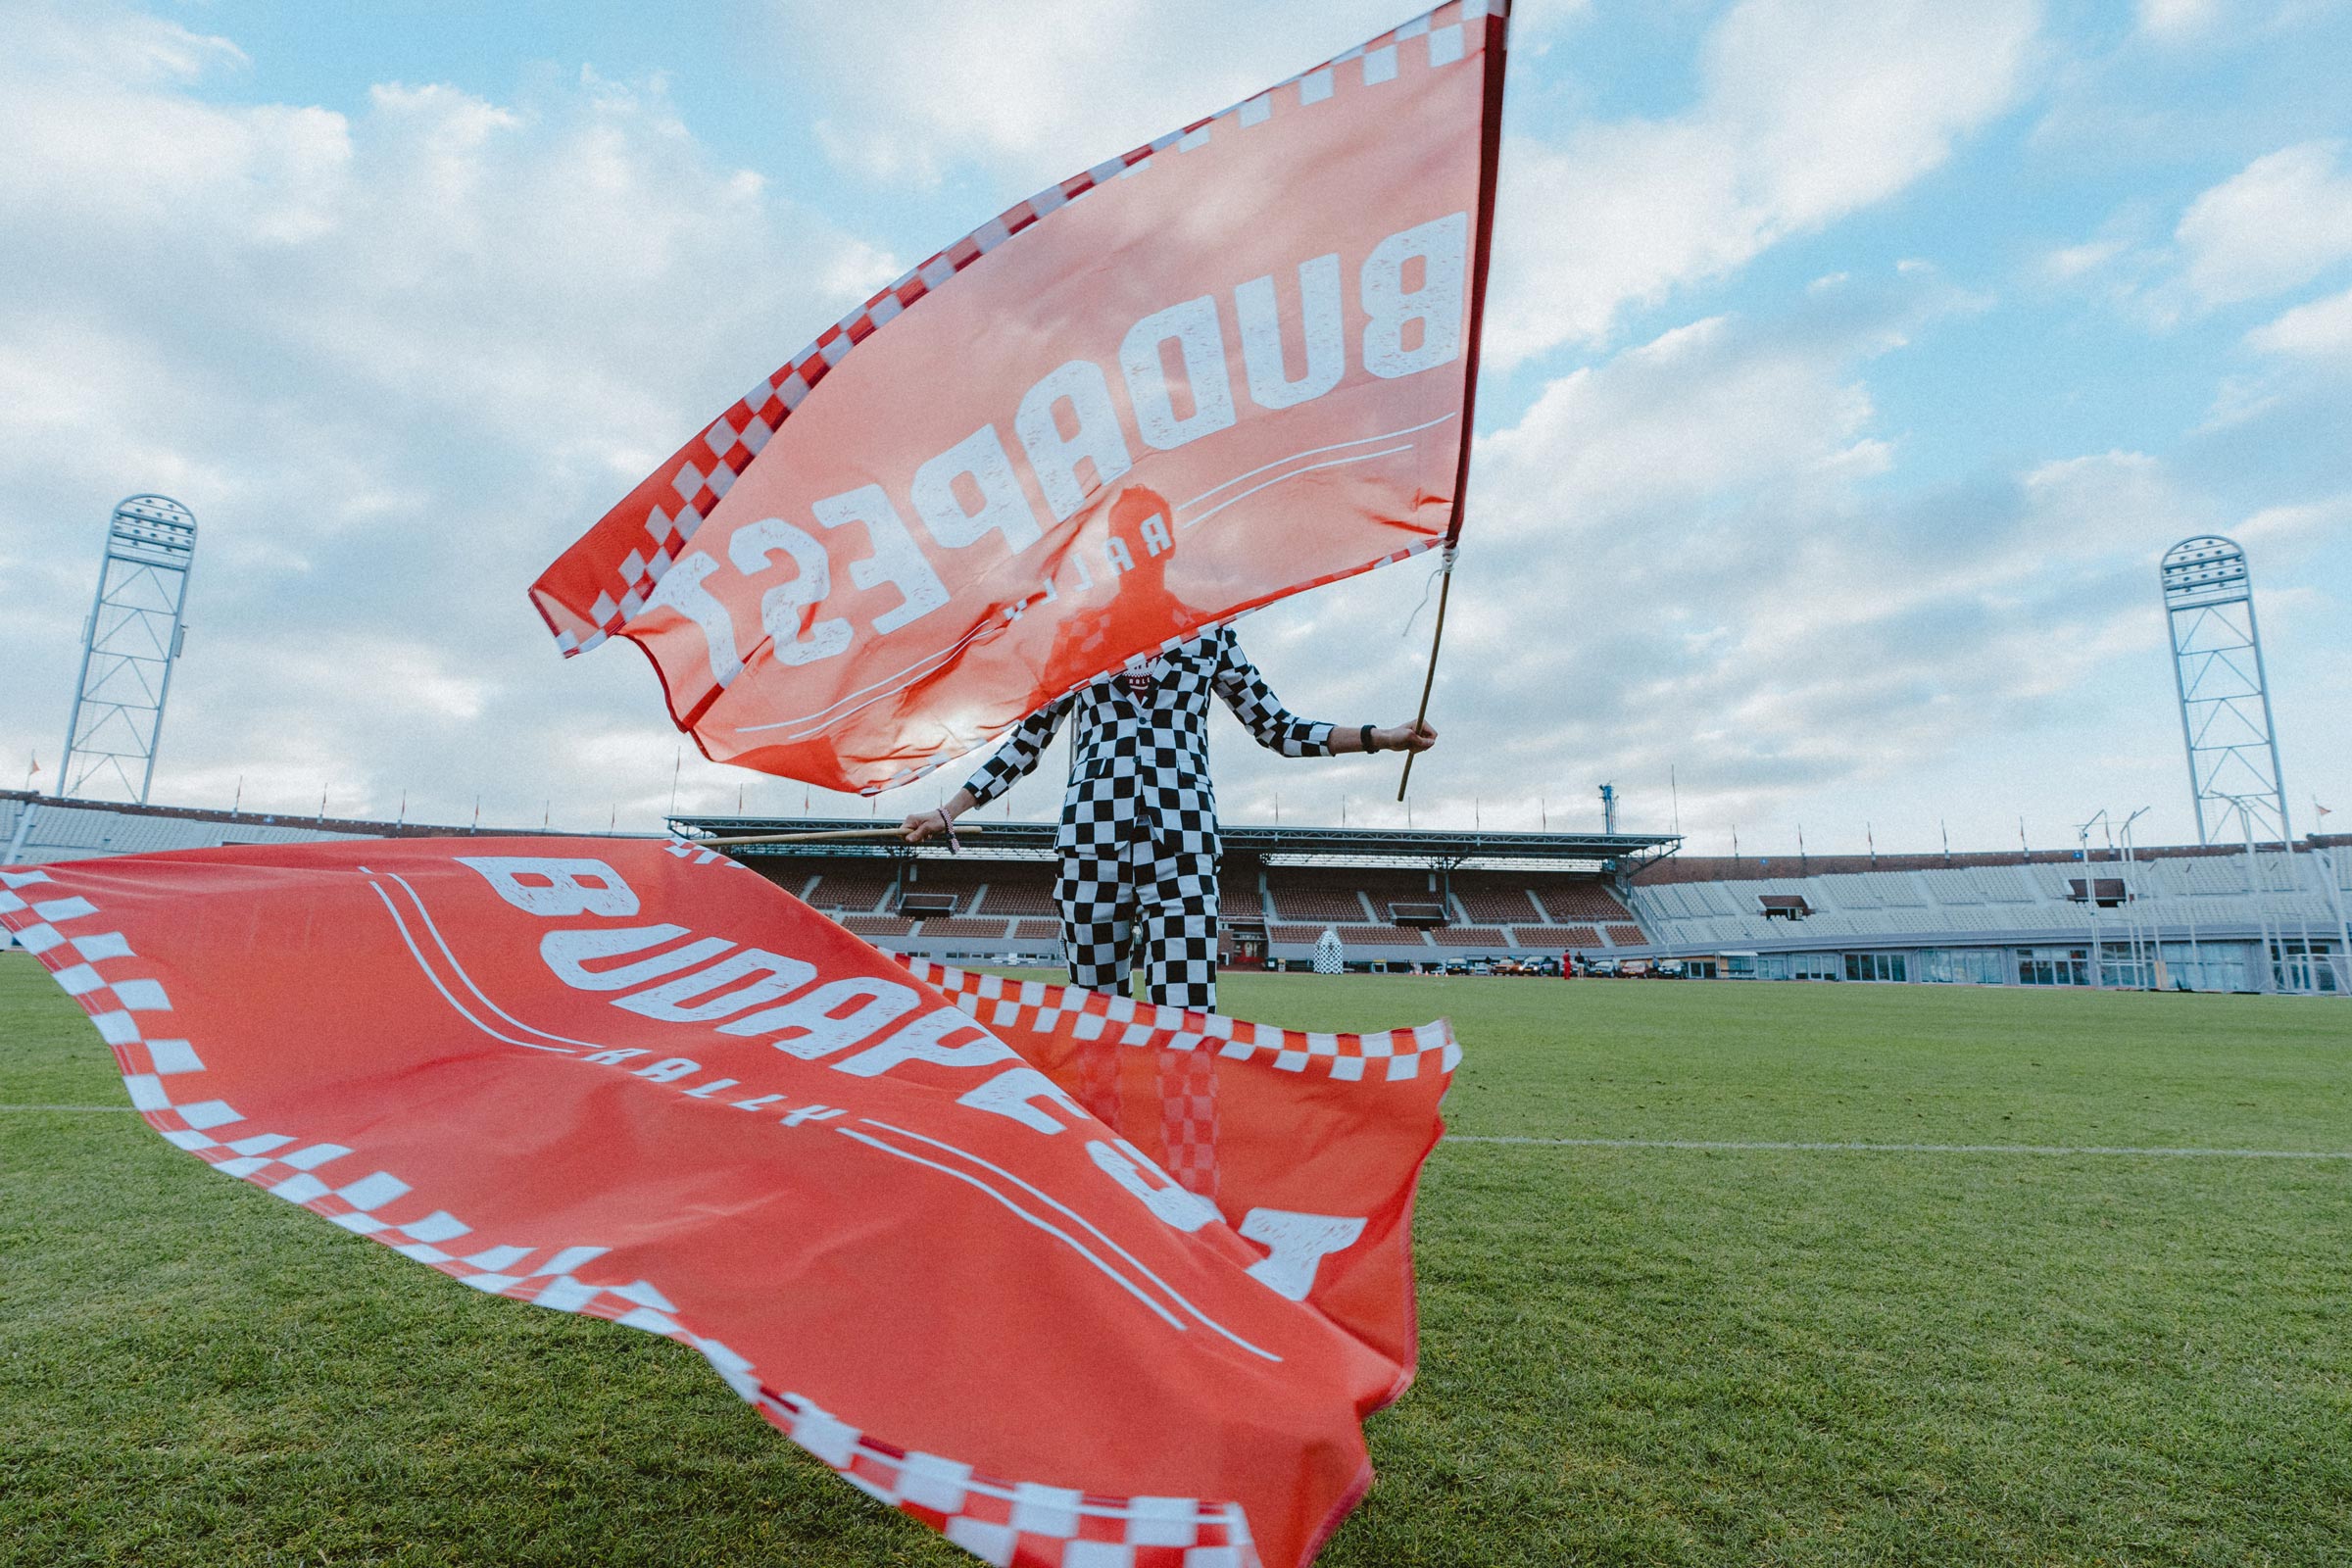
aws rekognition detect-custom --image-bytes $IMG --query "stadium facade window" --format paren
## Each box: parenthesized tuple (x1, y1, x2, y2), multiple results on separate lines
(2016, 947, 2090, 986)
(1916, 948, 2005, 984)
(2099, 942, 2157, 991)
(1842, 952, 1908, 983)
(2272, 939, 2342, 994)
(1789, 952, 1839, 980)
(2159, 941, 2253, 993)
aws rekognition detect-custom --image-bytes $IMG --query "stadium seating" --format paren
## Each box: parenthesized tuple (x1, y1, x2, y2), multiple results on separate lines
(1448, 874, 1544, 924)
(1429, 925, 1510, 948)
(1602, 923, 1646, 947)
(1264, 868, 1375, 924)
(840, 913, 913, 937)
(1218, 875, 1268, 918)
(974, 874, 1056, 916)
(914, 917, 1013, 941)
(1268, 922, 1425, 946)
(1532, 881, 1635, 924)
(807, 867, 896, 911)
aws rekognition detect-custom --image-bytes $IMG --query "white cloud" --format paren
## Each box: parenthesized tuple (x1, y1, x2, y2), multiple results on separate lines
(764, 0, 2030, 367)
(2246, 281, 2352, 362)
(1209, 270, 2202, 843)
(0, 2, 896, 826)
(2175, 139, 2352, 307)
(2135, 0, 2226, 39)
(767, 0, 1453, 195)
(1486, 0, 2039, 360)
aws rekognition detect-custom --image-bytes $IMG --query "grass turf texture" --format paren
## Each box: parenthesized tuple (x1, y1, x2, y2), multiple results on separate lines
(3, 952, 2348, 1567)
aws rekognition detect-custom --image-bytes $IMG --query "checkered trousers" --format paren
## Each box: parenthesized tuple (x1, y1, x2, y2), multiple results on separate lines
(964, 627, 1332, 1007)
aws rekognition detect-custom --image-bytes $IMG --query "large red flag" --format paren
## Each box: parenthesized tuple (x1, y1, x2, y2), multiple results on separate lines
(532, 2, 1509, 793)
(0, 843, 1454, 1567)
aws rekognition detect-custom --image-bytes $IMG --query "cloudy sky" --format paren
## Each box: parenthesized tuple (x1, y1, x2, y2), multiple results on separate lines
(2, 0, 2346, 854)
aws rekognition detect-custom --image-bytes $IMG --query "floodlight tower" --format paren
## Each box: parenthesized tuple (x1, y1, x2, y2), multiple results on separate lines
(2160, 536, 2289, 845)
(58, 496, 198, 804)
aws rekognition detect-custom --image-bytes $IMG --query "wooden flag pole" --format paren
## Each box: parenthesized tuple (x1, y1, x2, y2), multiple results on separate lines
(687, 824, 986, 848)
(1396, 8, 1507, 805)
(1396, 549, 1456, 802)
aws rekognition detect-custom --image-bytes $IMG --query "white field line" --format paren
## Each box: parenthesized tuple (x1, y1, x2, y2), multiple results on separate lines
(7, 1107, 2346, 1161)
(1446, 1135, 2352, 1160)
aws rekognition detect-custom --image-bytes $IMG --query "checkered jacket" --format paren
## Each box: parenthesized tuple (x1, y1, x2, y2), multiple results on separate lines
(963, 627, 1334, 890)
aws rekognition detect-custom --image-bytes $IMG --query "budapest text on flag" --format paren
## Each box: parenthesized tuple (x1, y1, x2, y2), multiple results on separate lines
(531, 2, 1510, 794)
(0, 840, 1456, 1567)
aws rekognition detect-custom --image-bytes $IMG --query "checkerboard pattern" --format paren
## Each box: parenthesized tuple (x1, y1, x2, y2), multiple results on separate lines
(1156, 1049, 1221, 1201)
(1, 866, 1263, 1567)
(537, 0, 1508, 673)
(902, 957, 1462, 1085)
(965, 628, 1333, 1009)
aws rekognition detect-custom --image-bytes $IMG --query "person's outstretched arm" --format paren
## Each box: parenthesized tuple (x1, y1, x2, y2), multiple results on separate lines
(1213, 629, 1439, 759)
(904, 694, 1073, 842)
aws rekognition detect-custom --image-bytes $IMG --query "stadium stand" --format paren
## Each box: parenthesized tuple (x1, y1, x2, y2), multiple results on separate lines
(1448, 873, 1545, 925)
(1429, 925, 1510, 948)
(973, 875, 1055, 916)
(18, 794, 2331, 990)
(913, 917, 1012, 941)
(840, 913, 913, 938)
(1217, 874, 1268, 919)
(0, 789, 537, 865)
(1532, 881, 1636, 925)
(1264, 868, 1377, 924)
(806, 867, 896, 911)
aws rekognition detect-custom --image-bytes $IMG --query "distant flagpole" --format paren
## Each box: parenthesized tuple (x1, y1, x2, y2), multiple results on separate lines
(22, 752, 37, 792)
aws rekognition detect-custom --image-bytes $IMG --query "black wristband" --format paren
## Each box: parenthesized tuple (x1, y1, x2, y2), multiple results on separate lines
(1360, 723, 1377, 754)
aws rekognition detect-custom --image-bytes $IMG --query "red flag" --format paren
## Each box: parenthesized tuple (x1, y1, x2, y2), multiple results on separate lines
(0, 842, 1453, 1567)
(532, 2, 1510, 794)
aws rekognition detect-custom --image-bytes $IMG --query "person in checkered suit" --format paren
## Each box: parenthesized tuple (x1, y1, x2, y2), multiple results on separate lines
(905, 625, 1436, 1009)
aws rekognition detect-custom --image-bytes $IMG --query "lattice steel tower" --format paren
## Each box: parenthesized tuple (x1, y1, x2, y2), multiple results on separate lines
(2160, 535, 2289, 845)
(58, 496, 198, 803)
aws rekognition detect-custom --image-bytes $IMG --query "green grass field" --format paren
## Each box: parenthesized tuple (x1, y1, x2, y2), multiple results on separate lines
(4, 952, 2349, 1566)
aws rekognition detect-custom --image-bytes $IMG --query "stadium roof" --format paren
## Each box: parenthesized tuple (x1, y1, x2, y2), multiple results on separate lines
(667, 814, 1683, 870)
